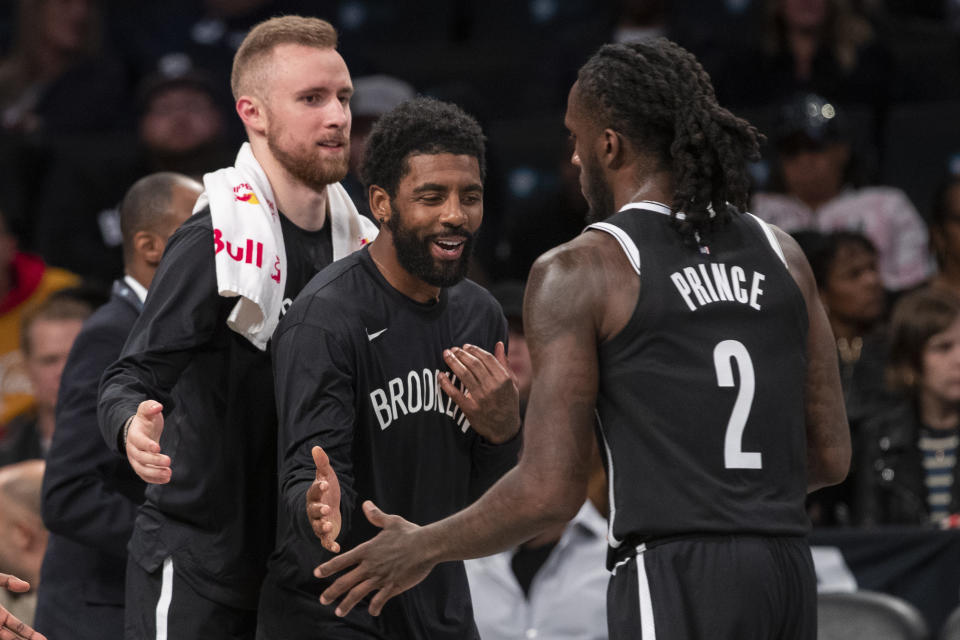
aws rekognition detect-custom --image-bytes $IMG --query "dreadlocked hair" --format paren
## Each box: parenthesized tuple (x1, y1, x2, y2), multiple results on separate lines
(577, 38, 764, 245)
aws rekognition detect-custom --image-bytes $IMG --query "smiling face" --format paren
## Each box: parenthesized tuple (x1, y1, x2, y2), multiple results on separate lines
(386, 153, 483, 288)
(260, 44, 353, 190)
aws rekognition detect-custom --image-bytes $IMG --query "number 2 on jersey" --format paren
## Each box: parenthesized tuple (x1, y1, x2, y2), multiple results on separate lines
(713, 340, 762, 470)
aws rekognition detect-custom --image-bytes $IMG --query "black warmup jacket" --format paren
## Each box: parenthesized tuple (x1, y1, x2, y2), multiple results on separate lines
(98, 208, 333, 610)
(258, 247, 521, 639)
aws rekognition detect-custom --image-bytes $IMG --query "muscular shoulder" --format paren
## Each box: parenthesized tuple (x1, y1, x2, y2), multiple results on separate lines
(528, 231, 637, 343)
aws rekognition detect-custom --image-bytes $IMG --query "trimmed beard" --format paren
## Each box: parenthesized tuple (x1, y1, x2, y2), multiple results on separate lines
(388, 209, 475, 288)
(268, 133, 350, 192)
(581, 154, 615, 224)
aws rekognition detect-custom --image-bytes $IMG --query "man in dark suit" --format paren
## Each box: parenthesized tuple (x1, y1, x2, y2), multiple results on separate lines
(33, 172, 201, 640)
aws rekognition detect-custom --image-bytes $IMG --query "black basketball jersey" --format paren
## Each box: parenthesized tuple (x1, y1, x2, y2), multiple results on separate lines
(587, 201, 810, 558)
(265, 246, 520, 638)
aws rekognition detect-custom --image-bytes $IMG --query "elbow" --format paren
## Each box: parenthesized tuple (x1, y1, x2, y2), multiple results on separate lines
(808, 444, 852, 493)
(526, 478, 585, 528)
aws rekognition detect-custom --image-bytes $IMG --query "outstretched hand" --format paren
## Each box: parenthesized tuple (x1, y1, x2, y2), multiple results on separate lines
(307, 446, 342, 553)
(0, 573, 47, 639)
(125, 400, 171, 484)
(315, 501, 435, 617)
(439, 342, 520, 444)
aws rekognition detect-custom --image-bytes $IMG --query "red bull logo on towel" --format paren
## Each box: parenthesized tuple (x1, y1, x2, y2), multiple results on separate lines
(214, 228, 282, 284)
(233, 183, 260, 205)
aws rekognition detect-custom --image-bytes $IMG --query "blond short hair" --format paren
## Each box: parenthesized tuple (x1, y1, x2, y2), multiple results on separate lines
(231, 15, 339, 101)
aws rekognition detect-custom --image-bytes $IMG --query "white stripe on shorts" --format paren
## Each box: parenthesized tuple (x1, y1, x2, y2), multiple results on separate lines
(156, 556, 174, 640)
(636, 544, 656, 638)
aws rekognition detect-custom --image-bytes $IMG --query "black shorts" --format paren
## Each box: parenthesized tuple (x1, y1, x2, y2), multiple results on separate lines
(125, 556, 256, 640)
(607, 535, 816, 640)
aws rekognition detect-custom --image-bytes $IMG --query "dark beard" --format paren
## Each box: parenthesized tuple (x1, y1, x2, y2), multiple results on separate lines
(389, 214, 475, 288)
(582, 158, 615, 224)
(268, 136, 349, 191)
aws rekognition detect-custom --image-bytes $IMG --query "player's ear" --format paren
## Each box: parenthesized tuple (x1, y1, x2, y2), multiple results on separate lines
(236, 95, 266, 135)
(369, 185, 392, 226)
(602, 128, 624, 170)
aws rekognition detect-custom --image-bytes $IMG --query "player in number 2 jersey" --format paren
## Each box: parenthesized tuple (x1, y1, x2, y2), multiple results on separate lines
(315, 38, 851, 640)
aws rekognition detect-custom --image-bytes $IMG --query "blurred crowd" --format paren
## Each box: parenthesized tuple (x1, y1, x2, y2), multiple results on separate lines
(1, 0, 960, 633)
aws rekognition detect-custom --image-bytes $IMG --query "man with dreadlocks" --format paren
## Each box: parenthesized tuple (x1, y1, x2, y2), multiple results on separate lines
(313, 38, 851, 639)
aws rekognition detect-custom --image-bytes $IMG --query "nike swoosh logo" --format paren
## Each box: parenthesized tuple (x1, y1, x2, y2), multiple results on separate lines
(366, 328, 388, 342)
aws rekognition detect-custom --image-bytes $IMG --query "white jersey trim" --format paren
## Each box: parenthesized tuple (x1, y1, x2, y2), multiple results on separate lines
(156, 556, 174, 640)
(586, 222, 641, 276)
(596, 410, 623, 549)
(637, 544, 657, 639)
(745, 212, 787, 266)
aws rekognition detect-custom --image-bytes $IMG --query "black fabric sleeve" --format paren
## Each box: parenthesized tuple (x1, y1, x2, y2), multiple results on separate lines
(97, 222, 227, 453)
(273, 316, 358, 548)
(43, 315, 140, 554)
(468, 313, 521, 500)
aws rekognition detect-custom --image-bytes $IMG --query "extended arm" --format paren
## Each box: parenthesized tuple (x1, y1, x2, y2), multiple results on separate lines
(776, 227, 851, 492)
(97, 222, 225, 483)
(317, 238, 615, 615)
(273, 318, 358, 554)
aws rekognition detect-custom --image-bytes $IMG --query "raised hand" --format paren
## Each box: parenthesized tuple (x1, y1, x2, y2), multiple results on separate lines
(125, 400, 171, 484)
(0, 573, 48, 639)
(316, 501, 433, 617)
(439, 342, 520, 444)
(307, 446, 342, 553)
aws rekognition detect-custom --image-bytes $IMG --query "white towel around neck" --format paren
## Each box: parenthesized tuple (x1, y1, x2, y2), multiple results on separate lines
(194, 142, 378, 350)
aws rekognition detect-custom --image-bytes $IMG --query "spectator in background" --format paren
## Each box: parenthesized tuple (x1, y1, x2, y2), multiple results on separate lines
(928, 172, 960, 298)
(715, 0, 892, 109)
(0, 211, 80, 430)
(796, 230, 888, 416)
(342, 74, 416, 221)
(34, 173, 201, 640)
(855, 287, 960, 526)
(0, 460, 47, 630)
(795, 230, 888, 525)
(0, 294, 92, 466)
(753, 93, 932, 292)
(106, 0, 307, 147)
(32, 68, 230, 285)
(466, 279, 608, 640)
(0, 0, 127, 134)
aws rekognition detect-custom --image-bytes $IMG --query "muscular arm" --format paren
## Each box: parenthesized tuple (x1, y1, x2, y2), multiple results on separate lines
(419, 243, 604, 556)
(776, 227, 851, 492)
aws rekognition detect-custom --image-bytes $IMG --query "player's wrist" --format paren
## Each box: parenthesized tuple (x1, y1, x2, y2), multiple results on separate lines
(487, 416, 522, 445)
(120, 414, 136, 451)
